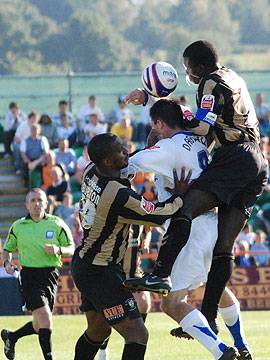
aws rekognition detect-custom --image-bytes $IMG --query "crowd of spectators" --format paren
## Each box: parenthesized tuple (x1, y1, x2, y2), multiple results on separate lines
(1, 92, 270, 269)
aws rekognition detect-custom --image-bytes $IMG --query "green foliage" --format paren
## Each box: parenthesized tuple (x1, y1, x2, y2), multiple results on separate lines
(0, 0, 269, 74)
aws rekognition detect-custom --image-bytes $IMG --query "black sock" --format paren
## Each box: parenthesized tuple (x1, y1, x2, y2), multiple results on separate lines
(201, 254, 234, 321)
(74, 331, 102, 360)
(99, 337, 109, 350)
(38, 328, 53, 360)
(10, 321, 37, 342)
(141, 313, 148, 323)
(154, 216, 191, 277)
(122, 343, 146, 360)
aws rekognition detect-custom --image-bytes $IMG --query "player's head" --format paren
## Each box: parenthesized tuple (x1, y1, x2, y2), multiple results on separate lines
(26, 188, 48, 217)
(183, 40, 219, 84)
(87, 133, 129, 173)
(150, 99, 184, 138)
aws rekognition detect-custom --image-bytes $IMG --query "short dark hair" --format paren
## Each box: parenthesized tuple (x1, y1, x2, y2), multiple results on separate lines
(150, 99, 184, 129)
(88, 133, 118, 166)
(183, 40, 218, 70)
(89, 95, 96, 101)
(9, 102, 19, 110)
(28, 111, 38, 119)
(59, 100, 68, 106)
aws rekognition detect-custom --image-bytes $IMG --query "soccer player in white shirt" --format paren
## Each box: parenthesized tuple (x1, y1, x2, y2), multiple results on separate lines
(124, 99, 250, 360)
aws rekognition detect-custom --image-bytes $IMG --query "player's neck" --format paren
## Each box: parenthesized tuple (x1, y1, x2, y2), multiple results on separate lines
(167, 127, 183, 138)
(96, 165, 120, 179)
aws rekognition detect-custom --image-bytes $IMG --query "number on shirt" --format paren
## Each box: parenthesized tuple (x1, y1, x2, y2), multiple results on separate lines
(197, 150, 208, 170)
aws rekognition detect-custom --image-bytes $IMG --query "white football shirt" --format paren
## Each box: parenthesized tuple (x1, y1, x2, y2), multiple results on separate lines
(129, 131, 209, 201)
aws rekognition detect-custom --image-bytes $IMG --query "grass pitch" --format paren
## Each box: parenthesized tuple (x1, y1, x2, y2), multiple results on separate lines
(0, 311, 269, 359)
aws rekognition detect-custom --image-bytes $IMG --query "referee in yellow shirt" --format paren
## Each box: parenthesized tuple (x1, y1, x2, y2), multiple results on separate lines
(1, 188, 74, 360)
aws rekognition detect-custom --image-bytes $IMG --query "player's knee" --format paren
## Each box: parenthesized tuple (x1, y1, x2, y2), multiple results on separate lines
(116, 317, 148, 344)
(86, 327, 111, 343)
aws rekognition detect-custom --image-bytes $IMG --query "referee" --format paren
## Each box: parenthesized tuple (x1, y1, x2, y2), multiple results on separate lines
(1, 188, 74, 360)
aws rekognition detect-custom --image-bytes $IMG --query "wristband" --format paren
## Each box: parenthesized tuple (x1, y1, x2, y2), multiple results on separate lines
(142, 89, 149, 106)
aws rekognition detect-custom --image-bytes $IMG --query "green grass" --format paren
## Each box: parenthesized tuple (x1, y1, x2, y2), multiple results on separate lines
(0, 311, 269, 359)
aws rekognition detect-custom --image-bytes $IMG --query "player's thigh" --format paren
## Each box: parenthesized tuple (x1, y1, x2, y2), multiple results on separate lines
(214, 204, 247, 255)
(181, 188, 219, 219)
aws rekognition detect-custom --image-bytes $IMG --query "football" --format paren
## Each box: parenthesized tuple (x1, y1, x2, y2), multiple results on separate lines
(141, 61, 178, 97)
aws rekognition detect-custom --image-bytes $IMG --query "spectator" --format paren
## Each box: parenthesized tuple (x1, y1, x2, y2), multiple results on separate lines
(47, 166, 69, 212)
(20, 124, 49, 188)
(42, 151, 67, 192)
(236, 223, 256, 249)
(53, 100, 75, 127)
(254, 93, 270, 136)
(111, 115, 133, 143)
(54, 192, 74, 223)
(3, 102, 27, 158)
(76, 145, 90, 183)
(54, 139, 77, 176)
(77, 95, 104, 125)
(106, 95, 134, 125)
(57, 113, 75, 140)
(41, 151, 57, 190)
(39, 114, 59, 149)
(179, 95, 192, 110)
(234, 242, 251, 268)
(85, 112, 107, 139)
(250, 230, 270, 266)
(68, 119, 87, 148)
(13, 112, 39, 174)
(66, 205, 83, 248)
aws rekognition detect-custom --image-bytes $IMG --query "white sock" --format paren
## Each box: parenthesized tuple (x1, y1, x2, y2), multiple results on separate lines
(180, 309, 227, 360)
(219, 304, 248, 349)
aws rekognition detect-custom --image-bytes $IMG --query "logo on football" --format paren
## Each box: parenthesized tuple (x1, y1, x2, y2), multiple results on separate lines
(141, 61, 178, 98)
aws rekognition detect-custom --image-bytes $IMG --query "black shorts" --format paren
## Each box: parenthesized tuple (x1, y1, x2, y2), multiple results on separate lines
(20, 267, 59, 311)
(71, 249, 141, 325)
(192, 142, 268, 216)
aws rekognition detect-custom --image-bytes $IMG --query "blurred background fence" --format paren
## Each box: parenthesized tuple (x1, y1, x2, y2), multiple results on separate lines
(0, 69, 269, 124)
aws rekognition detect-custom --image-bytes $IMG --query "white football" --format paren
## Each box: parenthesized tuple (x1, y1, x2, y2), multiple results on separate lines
(141, 61, 178, 98)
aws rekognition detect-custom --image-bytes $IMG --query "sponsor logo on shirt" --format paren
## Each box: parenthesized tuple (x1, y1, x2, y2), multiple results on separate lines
(183, 109, 194, 121)
(201, 95, 215, 111)
(141, 198, 155, 214)
(46, 230, 54, 239)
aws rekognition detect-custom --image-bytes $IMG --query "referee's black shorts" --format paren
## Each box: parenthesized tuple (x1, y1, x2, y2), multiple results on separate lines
(192, 142, 269, 216)
(71, 248, 141, 325)
(20, 267, 59, 311)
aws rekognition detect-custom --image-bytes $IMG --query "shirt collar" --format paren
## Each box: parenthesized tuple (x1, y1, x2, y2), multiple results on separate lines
(170, 131, 193, 138)
(26, 213, 48, 221)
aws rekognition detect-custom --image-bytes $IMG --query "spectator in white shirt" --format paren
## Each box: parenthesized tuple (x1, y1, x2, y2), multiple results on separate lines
(53, 100, 75, 127)
(54, 139, 77, 176)
(4, 102, 27, 157)
(57, 113, 75, 140)
(84, 113, 107, 140)
(13, 112, 39, 174)
(77, 95, 104, 125)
